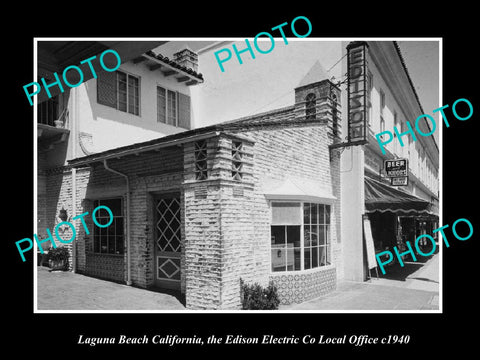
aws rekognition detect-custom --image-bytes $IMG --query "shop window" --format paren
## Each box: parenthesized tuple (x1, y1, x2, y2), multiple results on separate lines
(92, 198, 124, 255)
(194, 140, 208, 180)
(305, 93, 316, 120)
(97, 70, 140, 115)
(232, 140, 243, 180)
(304, 203, 331, 269)
(271, 202, 331, 272)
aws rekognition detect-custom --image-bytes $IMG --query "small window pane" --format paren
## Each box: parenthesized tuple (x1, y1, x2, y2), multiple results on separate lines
(319, 225, 325, 245)
(115, 218, 124, 235)
(157, 87, 166, 123)
(312, 246, 318, 268)
(94, 238, 100, 253)
(271, 226, 285, 245)
(311, 225, 318, 246)
(116, 236, 124, 254)
(100, 236, 108, 253)
(319, 246, 328, 266)
(286, 226, 300, 247)
(318, 204, 325, 224)
(304, 248, 311, 270)
(304, 203, 312, 224)
(272, 248, 286, 272)
(325, 205, 331, 224)
(304, 225, 311, 247)
(108, 237, 115, 253)
(311, 203, 318, 224)
(294, 248, 301, 271)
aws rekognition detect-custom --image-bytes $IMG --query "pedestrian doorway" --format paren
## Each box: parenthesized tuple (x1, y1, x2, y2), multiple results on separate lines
(153, 194, 181, 290)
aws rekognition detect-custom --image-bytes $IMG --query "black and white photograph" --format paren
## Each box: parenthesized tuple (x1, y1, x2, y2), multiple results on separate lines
(33, 38, 441, 312)
(6, 8, 478, 355)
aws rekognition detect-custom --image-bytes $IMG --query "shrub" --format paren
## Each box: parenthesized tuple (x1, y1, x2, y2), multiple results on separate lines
(47, 247, 69, 270)
(240, 278, 280, 310)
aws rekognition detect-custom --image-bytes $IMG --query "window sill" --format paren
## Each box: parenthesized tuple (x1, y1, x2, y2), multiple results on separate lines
(270, 263, 335, 276)
(86, 252, 124, 257)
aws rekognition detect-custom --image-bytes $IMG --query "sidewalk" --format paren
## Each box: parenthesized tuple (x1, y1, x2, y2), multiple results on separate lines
(36, 266, 186, 311)
(281, 253, 440, 311)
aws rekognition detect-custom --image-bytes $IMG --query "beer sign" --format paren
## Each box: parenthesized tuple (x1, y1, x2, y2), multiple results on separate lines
(384, 159, 408, 177)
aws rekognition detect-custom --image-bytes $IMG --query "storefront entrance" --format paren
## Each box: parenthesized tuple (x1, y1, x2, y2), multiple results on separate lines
(153, 194, 181, 290)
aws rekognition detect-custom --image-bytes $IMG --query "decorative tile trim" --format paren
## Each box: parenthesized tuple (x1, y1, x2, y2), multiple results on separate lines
(269, 267, 336, 305)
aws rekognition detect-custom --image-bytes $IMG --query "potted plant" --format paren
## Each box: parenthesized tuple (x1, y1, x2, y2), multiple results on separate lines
(48, 247, 69, 271)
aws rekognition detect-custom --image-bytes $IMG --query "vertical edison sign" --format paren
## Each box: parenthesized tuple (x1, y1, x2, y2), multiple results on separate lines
(347, 41, 368, 144)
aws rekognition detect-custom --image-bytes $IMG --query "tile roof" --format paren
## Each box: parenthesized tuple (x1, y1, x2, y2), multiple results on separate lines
(144, 50, 204, 81)
(68, 105, 325, 166)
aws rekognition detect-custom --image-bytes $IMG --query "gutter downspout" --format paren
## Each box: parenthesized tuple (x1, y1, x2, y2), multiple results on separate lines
(103, 159, 132, 286)
(71, 88, 78, 273)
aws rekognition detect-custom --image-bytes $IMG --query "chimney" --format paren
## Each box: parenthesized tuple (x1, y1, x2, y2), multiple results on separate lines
(173, 47, 199, 72)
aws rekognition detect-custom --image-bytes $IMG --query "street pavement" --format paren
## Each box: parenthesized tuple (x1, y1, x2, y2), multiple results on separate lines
(36, 266, 185, 311)
(281, 253, 440, 311)
(36, 253, 439, 311)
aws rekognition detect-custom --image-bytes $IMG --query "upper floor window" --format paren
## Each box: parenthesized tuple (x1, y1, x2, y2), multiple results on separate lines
(380, 116, 386, 142)
(38, 96, 58, 127)
(380, 89, 385, 114)
(305, 93, 316, 120)
(97, 70, 140, 116)
(157, 86, 177, 125)
(393, 111, 399, 154)
(157, 86, 191, 129)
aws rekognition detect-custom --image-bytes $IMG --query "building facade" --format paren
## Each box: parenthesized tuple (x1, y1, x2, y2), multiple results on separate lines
(37, 40, 439, 309)
(339, 41, 439, 280)
(66, 75, 341, 309)
(37, 42, 204, 267)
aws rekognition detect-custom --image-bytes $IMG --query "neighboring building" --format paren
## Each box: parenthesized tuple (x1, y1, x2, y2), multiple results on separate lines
(37, 41, 204, 269)
(339, 41, 439, 280)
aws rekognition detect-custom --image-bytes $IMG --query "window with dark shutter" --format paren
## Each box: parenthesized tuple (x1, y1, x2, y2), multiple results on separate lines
(157, 86, 191, 129)
(178, 92, 191, 129)
(97, 70, 140, 115)
(97, 71, 117, 108)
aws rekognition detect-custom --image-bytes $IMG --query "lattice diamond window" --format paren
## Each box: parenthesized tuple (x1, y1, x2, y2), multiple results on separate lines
(232, 141, 243, 181)
(194, 140, 208, 180)
(157, 257, 180, 279)
(155, 198, 181, 253)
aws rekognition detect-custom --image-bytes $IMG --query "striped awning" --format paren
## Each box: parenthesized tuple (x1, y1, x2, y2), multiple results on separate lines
(365, 176, 434, 215)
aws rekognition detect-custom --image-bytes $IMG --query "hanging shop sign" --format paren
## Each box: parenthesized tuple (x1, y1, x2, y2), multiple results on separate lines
(346, 41, 369, 145)
(384, 159, 408, 177)
(391, 176, 408, 186)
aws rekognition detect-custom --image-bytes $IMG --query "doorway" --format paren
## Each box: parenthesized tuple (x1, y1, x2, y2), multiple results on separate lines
(153, 194, 181, 290)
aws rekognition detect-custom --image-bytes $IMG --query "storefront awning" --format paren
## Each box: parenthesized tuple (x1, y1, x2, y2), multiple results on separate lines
(263, 177, 336, 203)
(365, 176, 434, 215)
